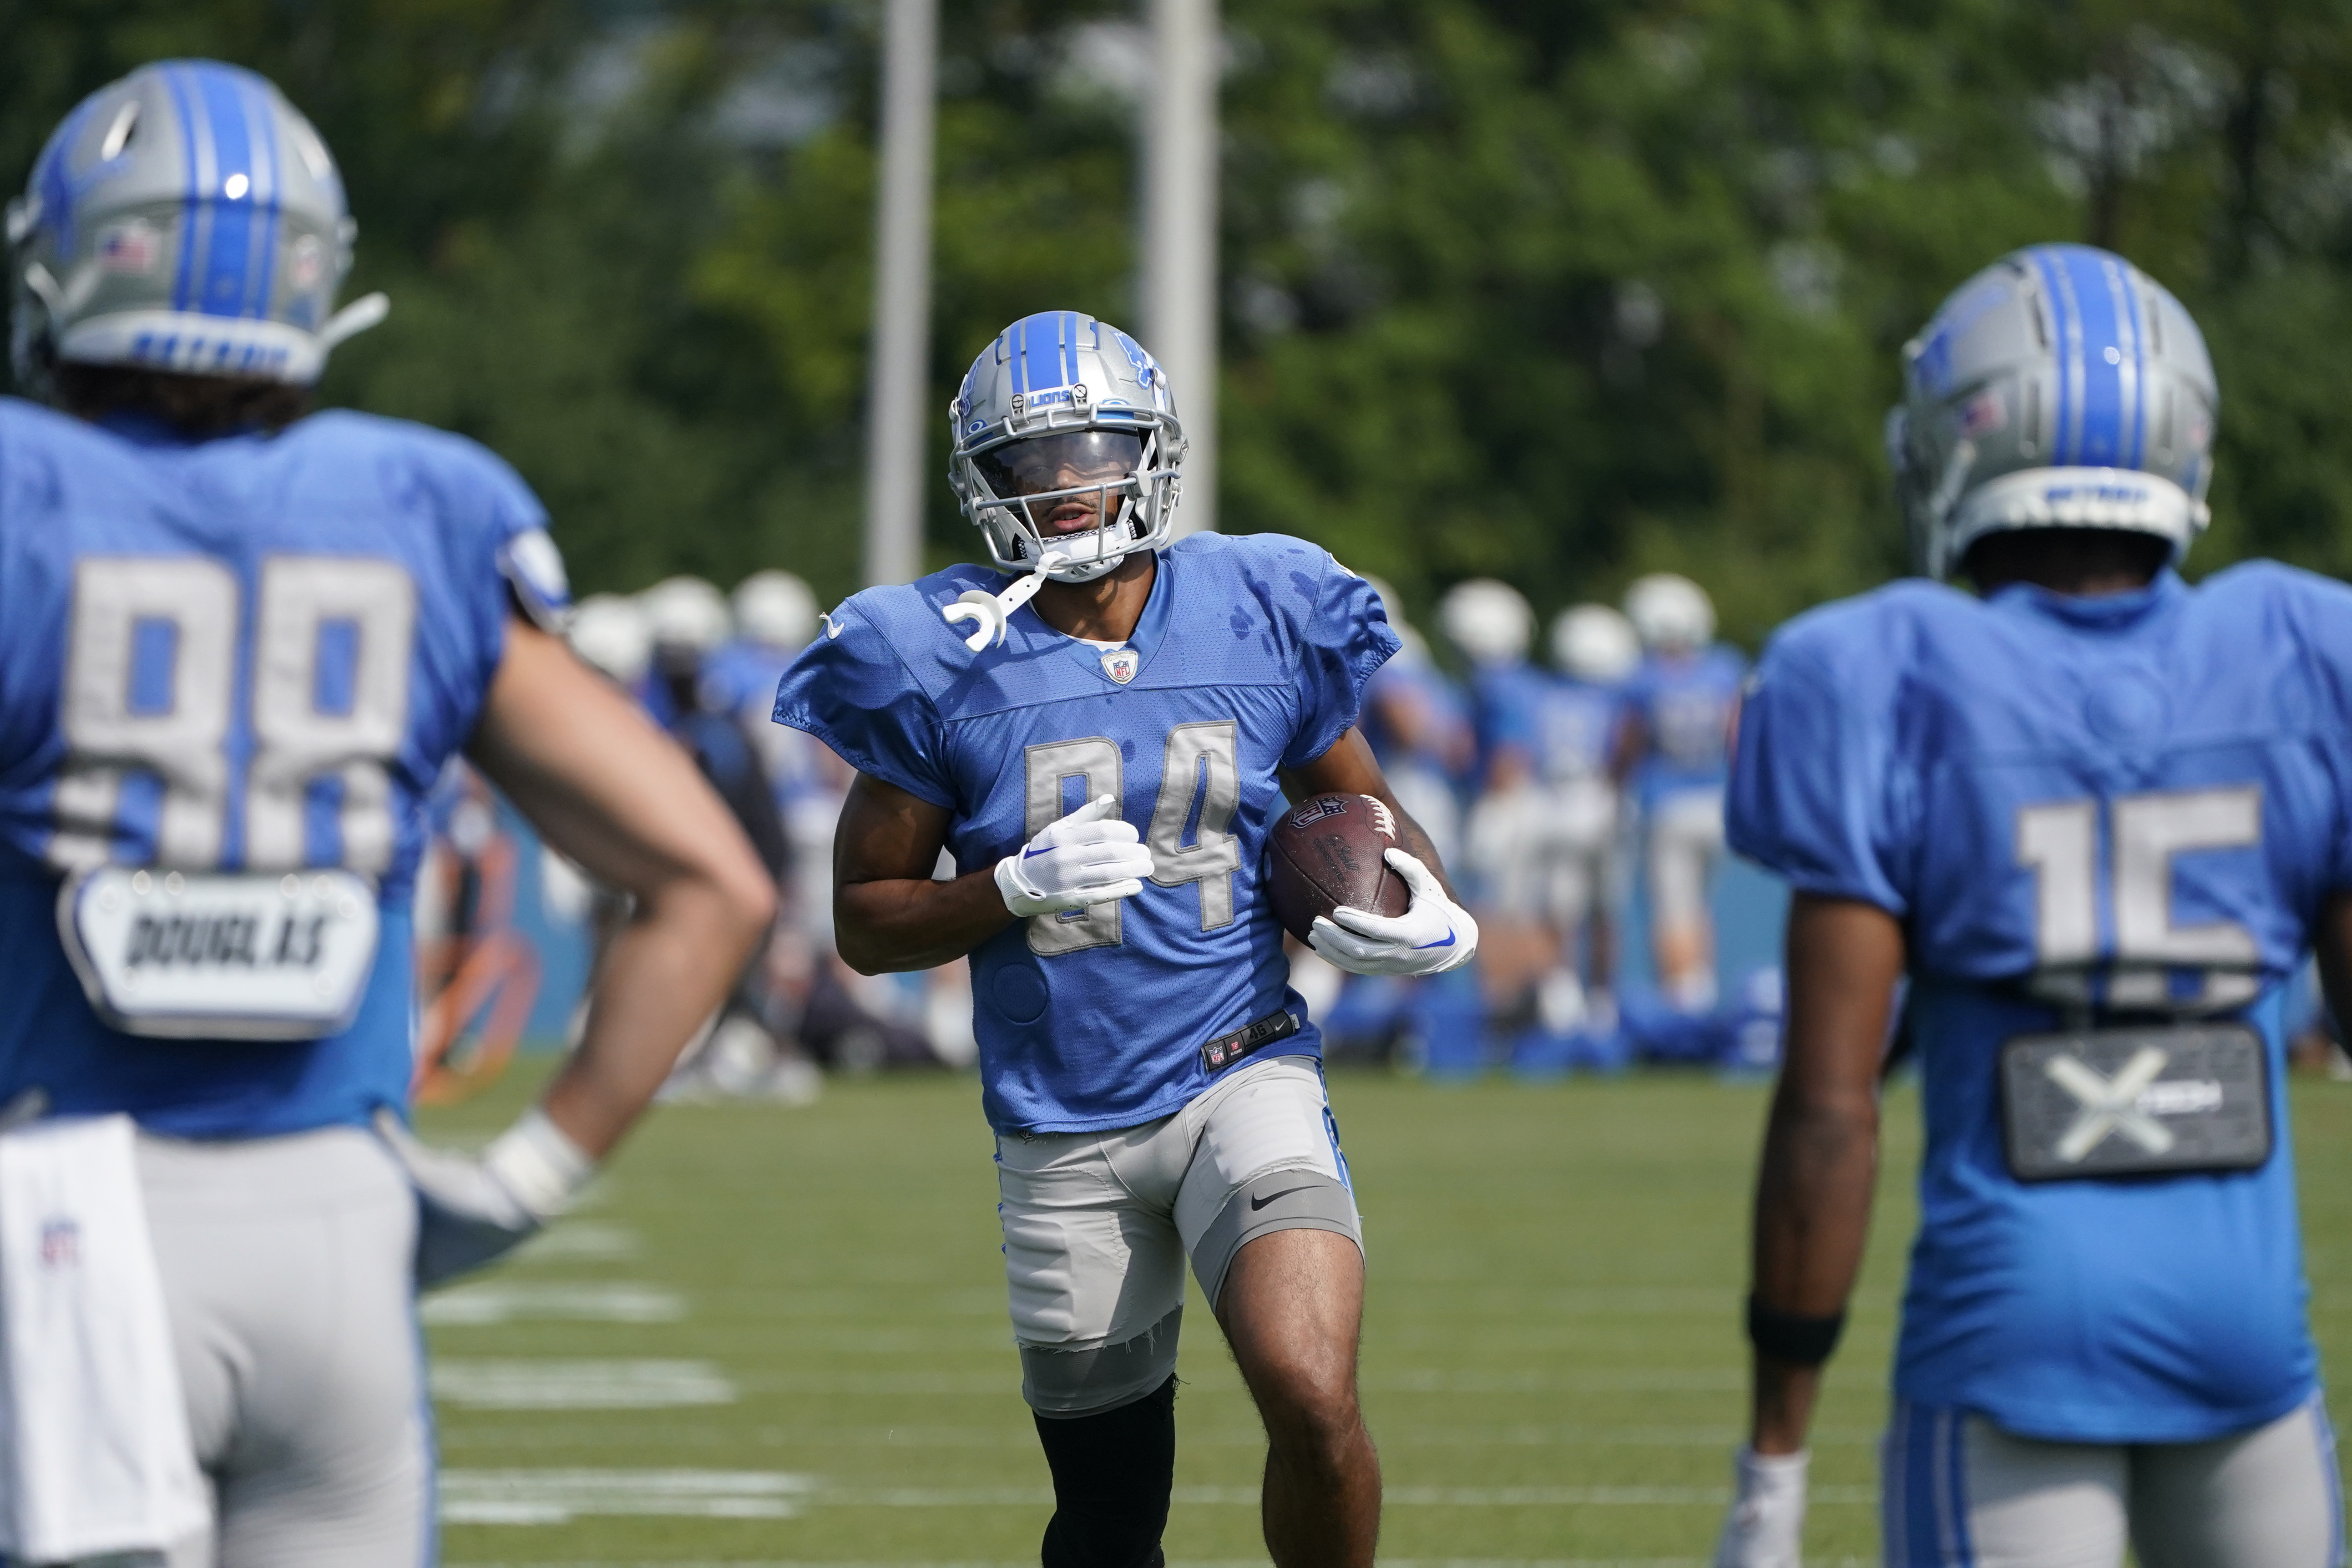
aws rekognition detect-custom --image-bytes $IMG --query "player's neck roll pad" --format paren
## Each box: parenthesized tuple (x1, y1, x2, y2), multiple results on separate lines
(1023, 1305, 1183, 1418)
(1193, 1167, 1361, 1312)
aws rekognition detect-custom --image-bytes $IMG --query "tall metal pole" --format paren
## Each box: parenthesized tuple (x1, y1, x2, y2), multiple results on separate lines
(1143, 0, 1218, 536)
(862, 0, 938, 587)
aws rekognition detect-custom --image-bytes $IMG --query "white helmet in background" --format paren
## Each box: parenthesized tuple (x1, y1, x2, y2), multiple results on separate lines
(733, 570, 815, 649)
(638, 576, 731, 654)
(1623, 573, 1715, 653)
(1551, 604, 1641, 684)
(568, 594, 652, 685)
(1439, 578, 1533, 667)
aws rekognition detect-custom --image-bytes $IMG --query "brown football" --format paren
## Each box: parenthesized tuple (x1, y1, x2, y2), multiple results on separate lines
(1265, 792, 1410, 945)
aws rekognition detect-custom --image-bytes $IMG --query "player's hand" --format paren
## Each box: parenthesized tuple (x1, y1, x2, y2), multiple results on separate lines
(1712, 1446, 1807, 1568)
(995, 794, 1155, 918)
(1310, 848, 1478, 976)
(374, 1106, 596, 1290)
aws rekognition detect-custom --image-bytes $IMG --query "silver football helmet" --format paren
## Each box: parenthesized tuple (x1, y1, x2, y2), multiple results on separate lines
(1890, 243, 2217, 579)
(947, 310, 1186, 584)
(7, 59, 387, 393)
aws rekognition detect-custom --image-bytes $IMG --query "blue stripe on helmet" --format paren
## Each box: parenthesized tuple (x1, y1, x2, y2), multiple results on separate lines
(2028, 247, 2077, 465)
(164, 67, 202, 314)
(1061, 309, 1081, 387)
(235, 71, 280, 319)
(2058, 246, 2126, 467)
(2118, 258, 2149, 469)
(1015, 312, 1070, 391)
(193, 64, 258, 321)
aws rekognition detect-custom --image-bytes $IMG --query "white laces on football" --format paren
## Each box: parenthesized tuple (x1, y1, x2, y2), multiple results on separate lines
(942, 550, 1071, 652)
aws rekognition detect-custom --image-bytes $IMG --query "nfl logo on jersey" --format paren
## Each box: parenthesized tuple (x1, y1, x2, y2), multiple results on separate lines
(1100, 648, 1139, 685)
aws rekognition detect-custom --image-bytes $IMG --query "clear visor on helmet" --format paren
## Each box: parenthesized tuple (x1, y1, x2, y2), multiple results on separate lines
(976, 430, 1143, 501)
(974, 430, 1149, 564)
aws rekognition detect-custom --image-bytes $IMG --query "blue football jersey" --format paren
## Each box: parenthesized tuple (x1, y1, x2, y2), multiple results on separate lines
(0, 400, 562, 1138)
(773, 533, 1398, 1133)
(1466, 661, 1546, 770)
(1361, 653, 1470, 780)
(1629, 644, 1745, 802)
(1728, 565, 2352, 1443)
(1499, 675, 1624, 785)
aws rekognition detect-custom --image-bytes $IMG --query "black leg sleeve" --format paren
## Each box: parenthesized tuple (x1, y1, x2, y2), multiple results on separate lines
(1033, 1373, 1176, 1568)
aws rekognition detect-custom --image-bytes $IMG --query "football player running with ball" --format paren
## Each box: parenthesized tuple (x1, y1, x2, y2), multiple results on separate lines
(0, 62, 772, 1564)
(774, 310, 1476, 1568)
(1715, 244, 2350, 1568)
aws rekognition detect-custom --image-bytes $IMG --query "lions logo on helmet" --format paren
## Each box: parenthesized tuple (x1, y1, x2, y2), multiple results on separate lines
(1889, 243, 2217, 579)
(6, 60, 388, 395)
(946, 310, 1187, 587)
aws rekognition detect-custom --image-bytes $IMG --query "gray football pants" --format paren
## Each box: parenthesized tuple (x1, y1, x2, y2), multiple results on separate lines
(137, 1126, 428, 1568)
(1884, 1396, 2343, 1568)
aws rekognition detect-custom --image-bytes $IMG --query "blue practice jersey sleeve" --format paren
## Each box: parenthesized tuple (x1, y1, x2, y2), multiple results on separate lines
(1728, 608, 1913, 916)
(1281, 556, 1402, 769)
(771, 597, 955, 809)
(2268, 566, 2352, 892)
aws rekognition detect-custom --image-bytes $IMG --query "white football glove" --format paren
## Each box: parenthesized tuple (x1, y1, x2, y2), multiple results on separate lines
(1712, 1446, 1807, 1568)
(1309, 848, 1478, 977)
(995, 794, 1156, 918)
(374, 1106, 596, 1290)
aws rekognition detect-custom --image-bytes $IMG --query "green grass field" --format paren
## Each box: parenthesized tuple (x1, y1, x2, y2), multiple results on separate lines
(418, 1065, 2352, 1567)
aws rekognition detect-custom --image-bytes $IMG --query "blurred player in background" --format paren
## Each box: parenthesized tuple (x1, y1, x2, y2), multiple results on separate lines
(1716, 244, 2347, 1568)
(1444, 578, 1549, 1055)
(1512, 604, 1639, 1049)
(777, 310, 1477, 1568)
(1620, 572, 1744, 1013)
(0, 60, 770, 1565)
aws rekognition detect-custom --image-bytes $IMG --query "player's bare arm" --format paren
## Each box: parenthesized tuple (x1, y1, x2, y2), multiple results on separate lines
(466, 617, 777, 1155)
(1746, 894, 1904, 1456)
(833, 774, 1012, 974)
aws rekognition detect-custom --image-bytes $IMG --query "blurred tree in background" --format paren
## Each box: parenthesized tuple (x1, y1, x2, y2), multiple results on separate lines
(8, 0, 2352, 647)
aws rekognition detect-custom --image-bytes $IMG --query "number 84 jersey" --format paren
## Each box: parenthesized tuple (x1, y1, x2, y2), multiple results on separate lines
(1729, 562, 2352, 1445)
(775, 533, 1398, 1135)
(0, 399, 563, 1137)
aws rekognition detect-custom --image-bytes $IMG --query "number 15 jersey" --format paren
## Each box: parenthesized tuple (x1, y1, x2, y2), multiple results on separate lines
(774, 533, 1398, 1135)
(1729, 564, 2352, 1445)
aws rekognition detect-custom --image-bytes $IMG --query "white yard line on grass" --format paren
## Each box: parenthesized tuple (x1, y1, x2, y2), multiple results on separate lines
(423, 1283, 686, 1325)
(440, 1470, 1872, 1522)
(433, 1361, 735, 1410)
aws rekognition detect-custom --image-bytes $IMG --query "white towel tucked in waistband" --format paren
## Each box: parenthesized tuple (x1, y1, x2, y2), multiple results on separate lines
(0, 1115, 209, 1560)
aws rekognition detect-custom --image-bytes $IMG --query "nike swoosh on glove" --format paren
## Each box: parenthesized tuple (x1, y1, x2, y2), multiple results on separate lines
(996, 793, 1156, 918)
(1712, 1446, 1807, 1568)
(375, 1106, 595, 1289)
(1309, 848, 1479, 977)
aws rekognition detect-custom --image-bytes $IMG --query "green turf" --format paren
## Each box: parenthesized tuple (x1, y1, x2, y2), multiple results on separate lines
(419, 1064, 2352, 1566)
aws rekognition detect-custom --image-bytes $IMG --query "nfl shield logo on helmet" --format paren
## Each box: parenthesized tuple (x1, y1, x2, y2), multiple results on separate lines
(1100, 648, 1139, 685)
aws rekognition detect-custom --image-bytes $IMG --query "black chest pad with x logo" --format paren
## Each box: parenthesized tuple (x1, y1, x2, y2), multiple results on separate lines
(1998, 1022, 2273, 1182)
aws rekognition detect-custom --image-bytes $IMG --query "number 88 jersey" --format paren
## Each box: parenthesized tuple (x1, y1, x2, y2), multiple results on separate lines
(1728, 562, 2352, 1445)
(0, 399, 566, 1136)
(774, 533, 1398, 1135)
